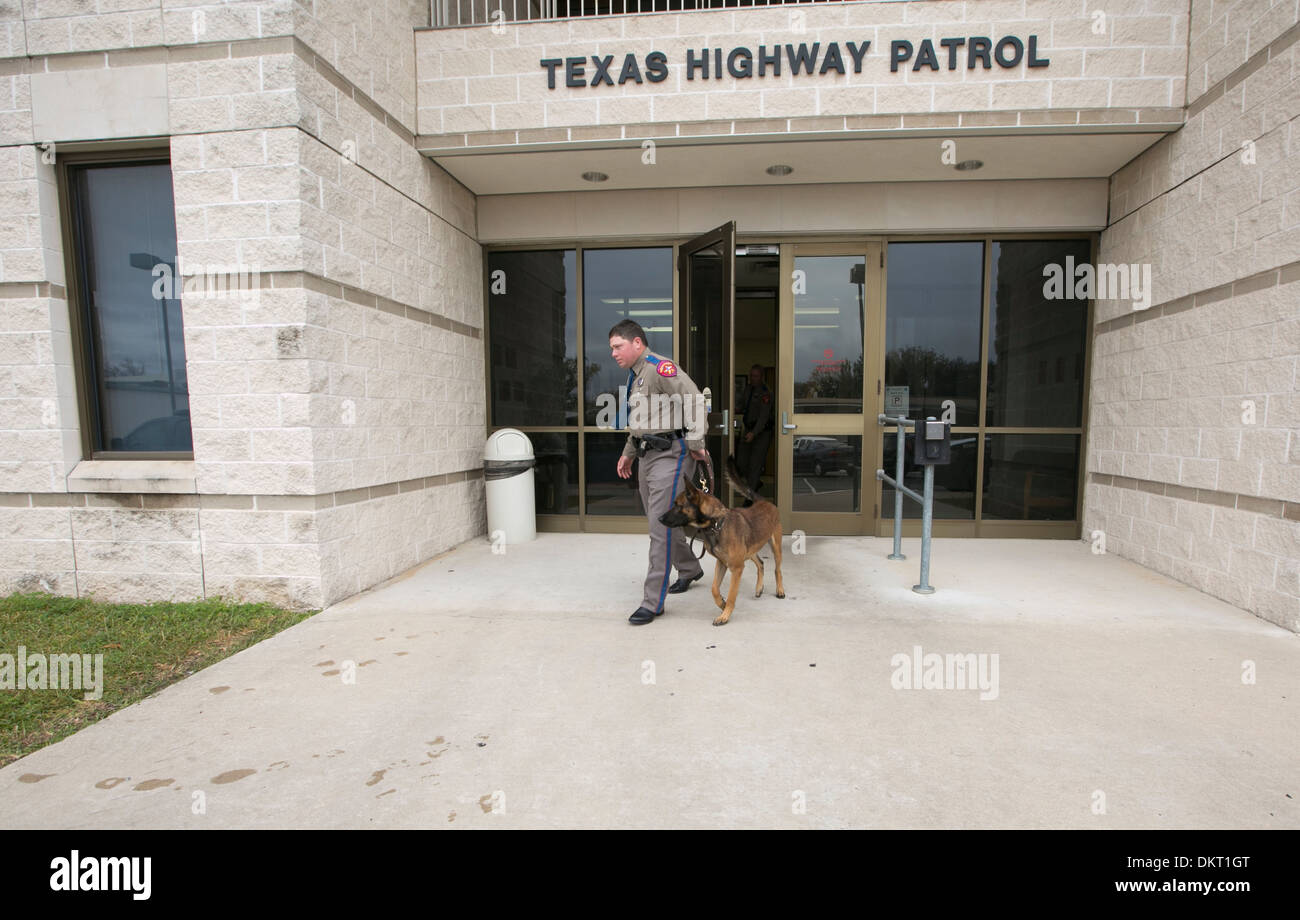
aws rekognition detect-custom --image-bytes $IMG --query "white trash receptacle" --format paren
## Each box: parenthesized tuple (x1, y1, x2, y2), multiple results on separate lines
(483, 428, 536, 544)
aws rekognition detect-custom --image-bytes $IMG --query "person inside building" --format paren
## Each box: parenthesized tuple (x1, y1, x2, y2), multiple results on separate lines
(735, 363, 774, 506)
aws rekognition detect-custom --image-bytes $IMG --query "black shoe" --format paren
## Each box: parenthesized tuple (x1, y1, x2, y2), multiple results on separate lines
(667, 572, 704, 594)
(628, 606, 663, 625)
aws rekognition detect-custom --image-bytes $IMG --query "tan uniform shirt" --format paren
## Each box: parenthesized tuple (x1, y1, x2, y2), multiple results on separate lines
(620, 350, 708, 459)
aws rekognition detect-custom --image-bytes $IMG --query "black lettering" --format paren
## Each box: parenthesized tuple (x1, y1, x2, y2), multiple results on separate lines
(728, 47, 753, 78)
(590, 54, 615, 86)
(618, 53, 643, 84)
(939, 37, 964, 70)
(846, 40, 870, 73)
(994, 36, 1023, 68)
(686, 48, 708, 80)
(540, 58, 562, 90)
(890, 39, 913, 73)
(912, 38, 939, 71)
(819, 42, 845, 75)
(786, 42, 820, 75)
(758, 44, 781, 76)
(715, 48, 723, 80)
(646, 51, 668, 83)
(1027, 34, 1050, 68)
(967, 37, 992, 69)
(565, 56, 585, 87)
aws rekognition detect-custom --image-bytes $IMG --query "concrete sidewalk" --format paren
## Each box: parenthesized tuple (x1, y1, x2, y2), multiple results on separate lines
(1, 533, 1297, 829)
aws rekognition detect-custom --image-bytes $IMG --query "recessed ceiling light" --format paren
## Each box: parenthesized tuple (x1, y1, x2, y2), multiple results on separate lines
(582, 171, 609, 182)
(766, 164, 793, 176)
(955, 159, 984, 171)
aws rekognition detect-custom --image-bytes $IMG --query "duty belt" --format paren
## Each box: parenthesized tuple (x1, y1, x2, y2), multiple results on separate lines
(635, 429, 687, 455)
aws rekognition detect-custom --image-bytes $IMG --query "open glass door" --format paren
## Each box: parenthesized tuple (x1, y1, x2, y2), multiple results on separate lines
(679, 222, 735, 496)
(778, 241, 883, 535)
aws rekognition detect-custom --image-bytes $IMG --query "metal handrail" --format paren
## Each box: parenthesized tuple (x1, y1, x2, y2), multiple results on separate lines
(875, 413, 936, 595)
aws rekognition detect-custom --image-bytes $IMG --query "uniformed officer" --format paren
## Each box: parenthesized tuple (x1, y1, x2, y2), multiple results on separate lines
(609, 319, 709, 626)
(735, 364, 774, 502)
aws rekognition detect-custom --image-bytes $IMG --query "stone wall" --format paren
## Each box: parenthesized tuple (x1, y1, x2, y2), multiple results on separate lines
(1088, 0, 1300, 631)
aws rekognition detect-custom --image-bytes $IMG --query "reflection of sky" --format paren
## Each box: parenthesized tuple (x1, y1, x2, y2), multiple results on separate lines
(80, 163, 181, 381)
(794, 256, 864, 380)
(582, 248, 673, 397)
(886, 242, 983, 360)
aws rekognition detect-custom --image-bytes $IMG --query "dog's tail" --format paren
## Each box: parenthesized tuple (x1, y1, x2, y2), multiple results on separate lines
(725, 455, 761, 503)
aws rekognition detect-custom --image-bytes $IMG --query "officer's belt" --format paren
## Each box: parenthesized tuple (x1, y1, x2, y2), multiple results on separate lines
(635, 429, 687, 454)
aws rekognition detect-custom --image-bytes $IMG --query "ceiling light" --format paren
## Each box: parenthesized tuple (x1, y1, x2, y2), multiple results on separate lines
(582, 171, 609, 182)
(955, 159, 984, 171)
(766, 164, 793, 177)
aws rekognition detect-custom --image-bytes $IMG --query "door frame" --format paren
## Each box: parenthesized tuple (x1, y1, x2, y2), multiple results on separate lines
(678, 221, 737, 498)
(777, 240, 885, 536)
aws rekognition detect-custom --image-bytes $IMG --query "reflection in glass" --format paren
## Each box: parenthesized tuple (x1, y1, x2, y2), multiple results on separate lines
(583, 248, 673, 426)
(885, 242, 983, 427)
(488, 251, 576, 427)
(530, 432, 579, 515)
(71, 162, 190, 452)
(986, 240, 1090, 428)
(687, 243, 726, 425)
(792, 435, 862, 512)
(982, 434, 1079, 520)
(793, 256, 865, 414)
(880, 429, 977, 520)
(584, 431, 643, 516)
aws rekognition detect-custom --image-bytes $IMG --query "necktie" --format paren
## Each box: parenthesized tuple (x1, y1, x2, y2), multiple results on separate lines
(619, 367, 635, 429)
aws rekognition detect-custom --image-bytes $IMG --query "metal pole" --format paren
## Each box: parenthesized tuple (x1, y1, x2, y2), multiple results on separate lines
(888, 418, 905, 560)
(913, 460, 935, 594)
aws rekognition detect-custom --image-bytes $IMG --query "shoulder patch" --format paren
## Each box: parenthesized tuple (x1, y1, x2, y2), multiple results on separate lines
(761, 393, 771, 403)
(656, 360, 677, 378)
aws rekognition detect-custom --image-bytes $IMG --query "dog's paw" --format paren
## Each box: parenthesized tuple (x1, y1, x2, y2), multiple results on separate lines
(711, 614, 730, 626)
(776, 591, 786, 598)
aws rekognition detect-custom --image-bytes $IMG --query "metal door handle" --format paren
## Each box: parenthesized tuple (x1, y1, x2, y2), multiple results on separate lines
(781, 411, 796, 434)
(714, 408, 729, 430)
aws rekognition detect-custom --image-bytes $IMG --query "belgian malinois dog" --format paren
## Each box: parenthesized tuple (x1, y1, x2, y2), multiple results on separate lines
(658, 457, 785, 626)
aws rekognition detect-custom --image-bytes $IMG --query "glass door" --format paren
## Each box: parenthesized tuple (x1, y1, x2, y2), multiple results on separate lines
(778, 242, 883, 535)
(679, 222, 735, 496)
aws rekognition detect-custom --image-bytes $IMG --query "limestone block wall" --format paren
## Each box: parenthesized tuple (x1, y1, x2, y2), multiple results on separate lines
(416, 0, 1189, 141)
(0, 1, 486, 610)
(1088, 0, 1300, 632)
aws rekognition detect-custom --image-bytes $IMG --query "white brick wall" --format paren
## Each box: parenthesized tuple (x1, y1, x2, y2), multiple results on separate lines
(416, 0, 1189, 136)
(1088, 0, 1300, 632)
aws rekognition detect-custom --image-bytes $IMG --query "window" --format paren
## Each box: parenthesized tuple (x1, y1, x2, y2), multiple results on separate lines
(64, 157, 191, 456)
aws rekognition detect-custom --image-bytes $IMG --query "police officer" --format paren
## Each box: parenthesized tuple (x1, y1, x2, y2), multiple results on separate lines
(735, 364, 774, 502)
(610, 319, 709, 626)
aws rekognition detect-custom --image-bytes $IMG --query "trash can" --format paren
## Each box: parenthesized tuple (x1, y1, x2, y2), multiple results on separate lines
(483, 428, 536, 544)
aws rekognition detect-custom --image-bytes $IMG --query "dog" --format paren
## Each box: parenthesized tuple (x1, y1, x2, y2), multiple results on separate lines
(658, 456, 785, 626)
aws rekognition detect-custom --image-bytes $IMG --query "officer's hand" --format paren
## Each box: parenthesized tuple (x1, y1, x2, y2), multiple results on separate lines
(617, 455, 633, 479)
(690, 449, 710, 462)
(744, 432, 755, 443)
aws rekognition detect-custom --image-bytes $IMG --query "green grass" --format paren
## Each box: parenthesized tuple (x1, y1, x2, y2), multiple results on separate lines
(0, 594, 313, 768)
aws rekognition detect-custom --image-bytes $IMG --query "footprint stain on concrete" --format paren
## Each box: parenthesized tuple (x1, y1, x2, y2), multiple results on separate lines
(321, 669, 340, 677)
(478, 794, 494, 813)
(134, 778, 174, 791)
(18, 773, 54, 783)
(365, 769, 387, 787)
(358, 659, 378, 667)
(447, 811, 456, 823)
(211, 769, 256, 785)
(267, 761, 290, 771)
(209, 686, 231, 694)
(394, 651, 409, 656)
(376, 789, 395, 798)
(95, 777, 127, 789)
(314, 660, 334, 667)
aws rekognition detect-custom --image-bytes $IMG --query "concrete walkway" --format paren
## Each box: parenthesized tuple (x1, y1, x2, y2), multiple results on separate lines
(1, 534, 1297, 829)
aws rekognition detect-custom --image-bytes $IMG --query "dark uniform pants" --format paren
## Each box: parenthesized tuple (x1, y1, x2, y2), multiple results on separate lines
(638, 438, 704, 612)
(736, 428, 773, 493)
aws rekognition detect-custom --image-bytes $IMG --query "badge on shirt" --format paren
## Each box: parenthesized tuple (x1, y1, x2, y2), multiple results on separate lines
(657, 361, 677, 377)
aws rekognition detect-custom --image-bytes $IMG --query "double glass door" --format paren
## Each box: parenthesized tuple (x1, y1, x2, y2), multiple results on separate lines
(680, 230, 882, 536)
